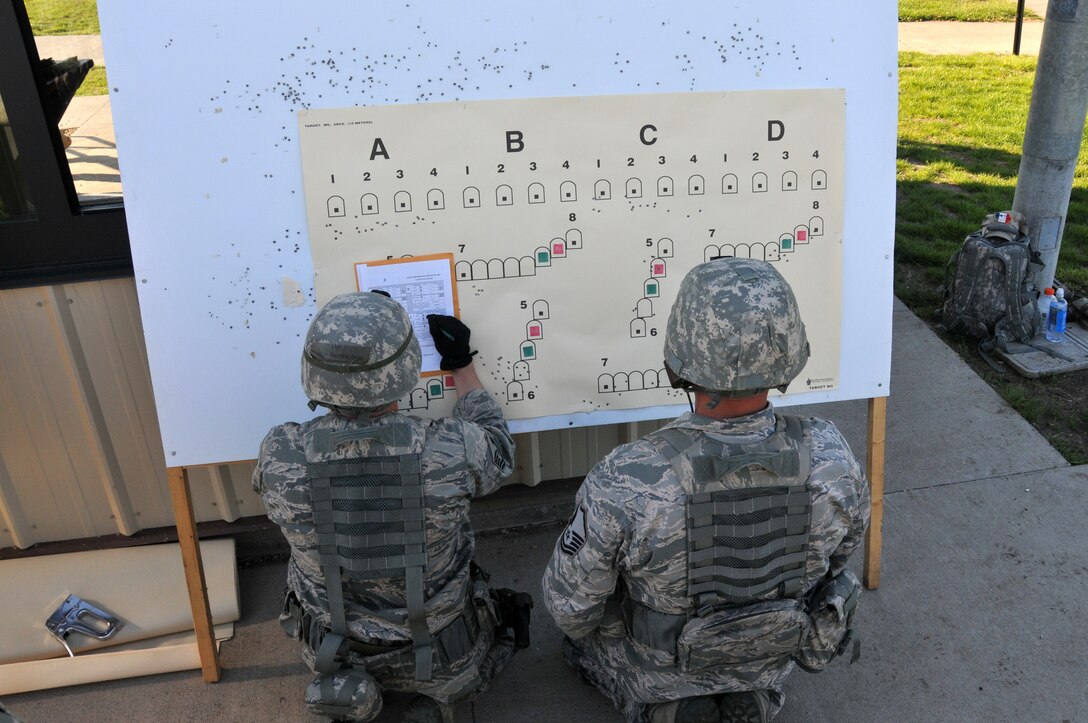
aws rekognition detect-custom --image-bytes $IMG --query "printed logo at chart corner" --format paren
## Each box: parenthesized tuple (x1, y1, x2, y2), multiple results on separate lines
(560, 507, 588, 555)
(805, 376, 835, 390)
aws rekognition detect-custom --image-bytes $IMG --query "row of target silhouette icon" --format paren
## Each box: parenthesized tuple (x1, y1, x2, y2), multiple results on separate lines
(599, 369, 669, 393)
(610, 170, 829, 199)
(630, 238, 676, 338)
(324, 170, 829, 217)
(455, 230, 583, 281)
(701, 217, 826, 262)
(327, 183, 559, 217)
(404, 373, 459, 411)
(506, 301, 552, 402)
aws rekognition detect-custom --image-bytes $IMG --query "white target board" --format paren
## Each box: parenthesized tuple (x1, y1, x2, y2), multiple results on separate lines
(299, 91, 844, 423)
(98, 1, 897, 467)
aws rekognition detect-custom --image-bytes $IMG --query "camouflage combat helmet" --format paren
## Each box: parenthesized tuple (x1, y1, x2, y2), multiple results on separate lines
(301, 292, 421, 409)
(664, 257, 809, 397)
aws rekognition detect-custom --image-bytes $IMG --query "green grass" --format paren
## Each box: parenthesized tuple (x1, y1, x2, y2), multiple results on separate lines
(900, 0, 1040, 21)
(897, 52, 1088, 316)
(24, 0, 99, 35)
(74, 65, 107, 96)
(897, 51, 1088, 465)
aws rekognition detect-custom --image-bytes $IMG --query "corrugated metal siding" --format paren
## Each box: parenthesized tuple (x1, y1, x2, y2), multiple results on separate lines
(0, 279, 261, 549)
(0, 278, 668, 550)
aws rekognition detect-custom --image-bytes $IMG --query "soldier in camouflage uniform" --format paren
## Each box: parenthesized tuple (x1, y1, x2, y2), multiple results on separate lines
(255, 291, 531, 722)
(542, 258, 871, 723)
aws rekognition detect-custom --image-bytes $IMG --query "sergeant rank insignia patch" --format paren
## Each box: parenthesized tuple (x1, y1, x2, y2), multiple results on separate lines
(560, 507, 588, 555)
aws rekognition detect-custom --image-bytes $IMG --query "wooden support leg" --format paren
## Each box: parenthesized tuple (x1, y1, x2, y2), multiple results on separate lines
(863, 396, 887, 590)
(167, 466, 222, 682)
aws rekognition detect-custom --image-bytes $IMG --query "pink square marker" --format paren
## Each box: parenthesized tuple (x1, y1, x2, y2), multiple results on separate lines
(797, 230, 808, 241)
(444, 375, 455, 388)
(653, 263, 665, 275)
(530, 326, 541, 338)
(553, 242, 565, 255)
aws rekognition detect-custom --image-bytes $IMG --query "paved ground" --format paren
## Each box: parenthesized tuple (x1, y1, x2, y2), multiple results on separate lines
(6, 301, 1087, 721)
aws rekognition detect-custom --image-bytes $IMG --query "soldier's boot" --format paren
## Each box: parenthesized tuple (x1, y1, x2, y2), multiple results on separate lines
(477, 633, 516, 688)
(401, 694, 455, 723)
(649, 695, 719, 723)
(717, 690, 770, 723)
(303, 670, 383, 722)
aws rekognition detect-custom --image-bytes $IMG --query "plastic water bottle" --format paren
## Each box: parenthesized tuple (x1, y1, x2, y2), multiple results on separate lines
(1046, 287, 1068, 343)
(1039, 288, 1055, 329)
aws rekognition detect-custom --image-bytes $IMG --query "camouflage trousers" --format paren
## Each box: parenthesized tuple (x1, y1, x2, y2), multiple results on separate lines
(562, 634, 788, 723)
(290, 583, 517, 709)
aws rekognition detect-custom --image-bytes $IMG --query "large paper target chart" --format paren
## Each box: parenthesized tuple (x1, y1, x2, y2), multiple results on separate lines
(300, 90, 844, 426)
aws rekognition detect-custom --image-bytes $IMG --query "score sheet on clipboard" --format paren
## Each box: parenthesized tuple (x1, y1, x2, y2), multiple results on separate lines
(355, 253, 459, 376)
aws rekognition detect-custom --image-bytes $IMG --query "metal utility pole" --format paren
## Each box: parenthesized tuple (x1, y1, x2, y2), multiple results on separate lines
(1011, 0, 1088, 292)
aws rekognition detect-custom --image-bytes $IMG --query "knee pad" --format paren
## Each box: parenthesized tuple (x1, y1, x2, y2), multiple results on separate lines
(304, 669, 382, 722)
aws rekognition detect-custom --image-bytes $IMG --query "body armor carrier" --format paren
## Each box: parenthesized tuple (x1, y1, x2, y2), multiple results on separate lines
(306, 421, 434, 682)
(652, 415, 812, 609)
(623, 415, 860, 674)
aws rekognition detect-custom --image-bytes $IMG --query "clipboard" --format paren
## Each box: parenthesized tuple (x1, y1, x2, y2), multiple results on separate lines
(354, 252, 459, 376)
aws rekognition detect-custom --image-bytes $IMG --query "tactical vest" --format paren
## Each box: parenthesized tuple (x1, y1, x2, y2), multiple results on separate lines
(304, 419, 435, 681)
(655, 414, 812, 607)
(624, 414, 861, 674)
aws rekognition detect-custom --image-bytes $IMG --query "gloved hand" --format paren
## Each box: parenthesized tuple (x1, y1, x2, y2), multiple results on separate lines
(427, 314, 477, 370)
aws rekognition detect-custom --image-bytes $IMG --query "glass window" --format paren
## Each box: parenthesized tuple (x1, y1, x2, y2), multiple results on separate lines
(26, 0, 121, 204)
(0, 0, 130, 288)
(0, 90, 36, 221)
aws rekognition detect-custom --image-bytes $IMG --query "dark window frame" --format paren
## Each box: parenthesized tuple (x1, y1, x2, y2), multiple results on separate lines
(0, 0, 131, 289)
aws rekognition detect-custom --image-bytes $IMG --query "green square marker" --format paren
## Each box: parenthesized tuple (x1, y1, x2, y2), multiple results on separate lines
(522, 345, 535, 359)
(782, 238, 793, 251)
(646, 283, 658, 295)
(429, 382, 442, 396)
(537, 251, 550, 263)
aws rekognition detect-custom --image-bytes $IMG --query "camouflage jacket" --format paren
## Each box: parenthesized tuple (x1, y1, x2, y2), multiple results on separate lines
(254, 389, 514, 643)
(541, 405, 870, 701)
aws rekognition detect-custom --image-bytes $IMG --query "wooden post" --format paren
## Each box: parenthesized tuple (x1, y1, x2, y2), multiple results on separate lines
(863, 396, 887, 590)
(167, 466, 222, 682)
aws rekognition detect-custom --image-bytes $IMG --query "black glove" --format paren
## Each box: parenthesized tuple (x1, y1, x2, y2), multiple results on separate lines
(492, 588, 534, 650)
(427, 314, 477, 370)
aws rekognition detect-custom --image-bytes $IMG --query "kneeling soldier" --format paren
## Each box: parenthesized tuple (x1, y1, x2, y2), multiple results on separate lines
(255, 292, 532, 722)
(541, 258, 870, 722)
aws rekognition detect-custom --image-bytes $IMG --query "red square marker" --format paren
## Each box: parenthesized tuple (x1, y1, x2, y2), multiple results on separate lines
(797, 230, 808, 241)
(553, 242, 565, 255)
(444, 375, 455, 388)
(529, 326, 541, 338)
(653, 263, 665, 275)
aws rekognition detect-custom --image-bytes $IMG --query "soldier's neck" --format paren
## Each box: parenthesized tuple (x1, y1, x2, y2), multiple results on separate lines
(692, 391, 769, 419)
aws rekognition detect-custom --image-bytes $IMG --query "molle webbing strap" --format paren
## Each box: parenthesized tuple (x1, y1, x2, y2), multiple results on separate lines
(667, 415, 813, 604)
(686, 484, 811, 602)
(308, 453, 433, 681)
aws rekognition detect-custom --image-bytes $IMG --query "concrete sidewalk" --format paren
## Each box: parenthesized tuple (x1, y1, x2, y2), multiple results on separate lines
(6, 300, 1087, 722)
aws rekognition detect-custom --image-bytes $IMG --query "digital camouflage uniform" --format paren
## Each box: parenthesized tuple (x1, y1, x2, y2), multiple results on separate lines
(254, 292, 521, 717)
(542, 258, 871, 722)
(542, 407, 869, 720)
(255, 388, 516, 705)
